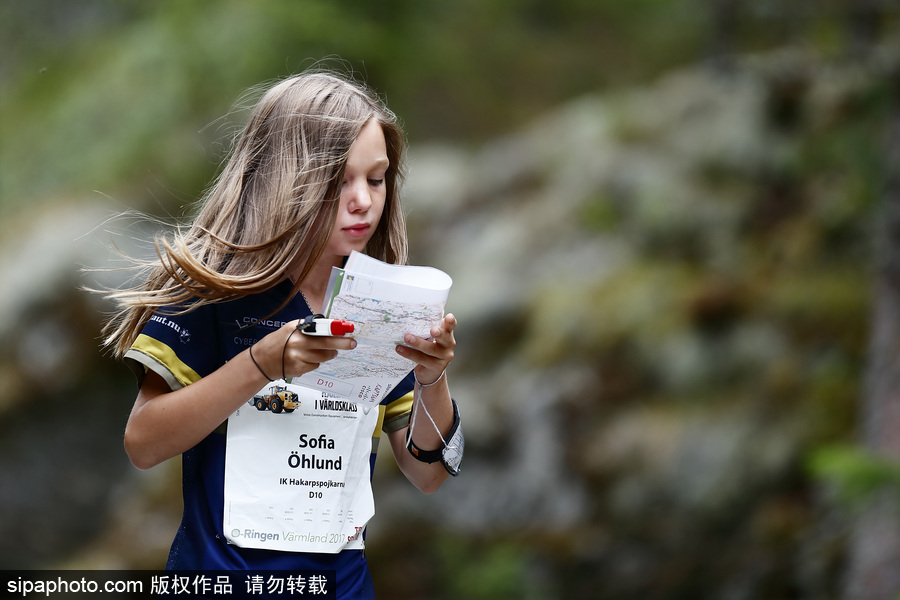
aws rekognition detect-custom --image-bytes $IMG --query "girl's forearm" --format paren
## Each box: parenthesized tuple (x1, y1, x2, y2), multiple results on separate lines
(389, 379, 455, 493)
(124, 349, 269, 469)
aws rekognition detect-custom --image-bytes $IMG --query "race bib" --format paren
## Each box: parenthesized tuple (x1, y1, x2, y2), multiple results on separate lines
(224, 381, 379, 553)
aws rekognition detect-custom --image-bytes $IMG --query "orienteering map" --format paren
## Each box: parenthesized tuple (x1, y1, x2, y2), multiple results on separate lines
(294, 252, 452, 407)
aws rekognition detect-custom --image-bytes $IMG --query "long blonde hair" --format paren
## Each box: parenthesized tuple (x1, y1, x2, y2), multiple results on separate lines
(103, 71, 408, 357)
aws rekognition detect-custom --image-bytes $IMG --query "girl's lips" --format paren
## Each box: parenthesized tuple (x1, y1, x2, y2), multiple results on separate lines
(343, 223, 370, 238)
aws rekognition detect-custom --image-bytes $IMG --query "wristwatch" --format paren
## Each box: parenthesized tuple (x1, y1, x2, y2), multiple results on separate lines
(406, 399, 464, 476)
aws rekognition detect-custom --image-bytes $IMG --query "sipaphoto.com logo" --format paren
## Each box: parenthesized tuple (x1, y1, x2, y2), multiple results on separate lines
(231, 528, 280, 542)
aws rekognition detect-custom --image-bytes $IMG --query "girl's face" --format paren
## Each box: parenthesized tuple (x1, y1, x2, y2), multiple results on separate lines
(324, 119, 388, 262)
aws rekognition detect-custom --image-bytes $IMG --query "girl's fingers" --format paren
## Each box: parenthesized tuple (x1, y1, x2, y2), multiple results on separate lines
(278, 320, 357, 378)
(430, 313, 457, 340)
(398, 315, 457, 380)
(443, 313, 458, 332)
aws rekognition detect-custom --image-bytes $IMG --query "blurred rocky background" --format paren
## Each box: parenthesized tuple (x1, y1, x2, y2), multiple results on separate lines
(2, 1, 900, 599)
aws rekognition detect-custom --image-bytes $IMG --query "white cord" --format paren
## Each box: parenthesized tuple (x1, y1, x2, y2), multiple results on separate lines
(415, 367, 446, 388)
(406, 369, 448, 450)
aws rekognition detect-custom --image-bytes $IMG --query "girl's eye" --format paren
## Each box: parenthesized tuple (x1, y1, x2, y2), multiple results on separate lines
(368, 178, 385, 186)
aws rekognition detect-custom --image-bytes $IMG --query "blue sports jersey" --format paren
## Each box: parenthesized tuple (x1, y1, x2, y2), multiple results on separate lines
(125, 279, 414, 599)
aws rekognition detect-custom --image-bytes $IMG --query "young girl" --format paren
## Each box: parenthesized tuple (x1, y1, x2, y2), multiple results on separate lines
(104, 71, 461, 598)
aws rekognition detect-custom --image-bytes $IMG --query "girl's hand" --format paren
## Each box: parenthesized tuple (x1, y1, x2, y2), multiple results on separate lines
(396, 313, 457, 385)
(255, 319, 357, 381)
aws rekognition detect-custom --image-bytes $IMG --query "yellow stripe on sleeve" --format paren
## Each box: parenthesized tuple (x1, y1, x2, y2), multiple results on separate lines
(126, 333, 202, 390)
(382, 391, 413, 433)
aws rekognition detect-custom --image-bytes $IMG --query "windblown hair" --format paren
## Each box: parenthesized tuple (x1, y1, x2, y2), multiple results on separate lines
(103, 71, 408, 357)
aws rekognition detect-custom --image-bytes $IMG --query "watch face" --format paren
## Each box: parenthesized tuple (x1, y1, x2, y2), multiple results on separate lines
(442, 425, 464, 475)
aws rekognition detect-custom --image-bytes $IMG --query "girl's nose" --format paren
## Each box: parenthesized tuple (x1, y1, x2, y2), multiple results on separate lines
(344, 180, 372, 212)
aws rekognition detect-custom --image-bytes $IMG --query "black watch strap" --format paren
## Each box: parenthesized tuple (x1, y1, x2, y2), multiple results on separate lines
(406, 399, 461, 465)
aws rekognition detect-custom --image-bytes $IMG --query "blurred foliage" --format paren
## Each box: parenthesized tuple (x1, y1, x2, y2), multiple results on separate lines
(436, 535, 536, 600)
(809, 445, 900, 506)
(5, 0, 894, 222)
(0, 0, 704, 222)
